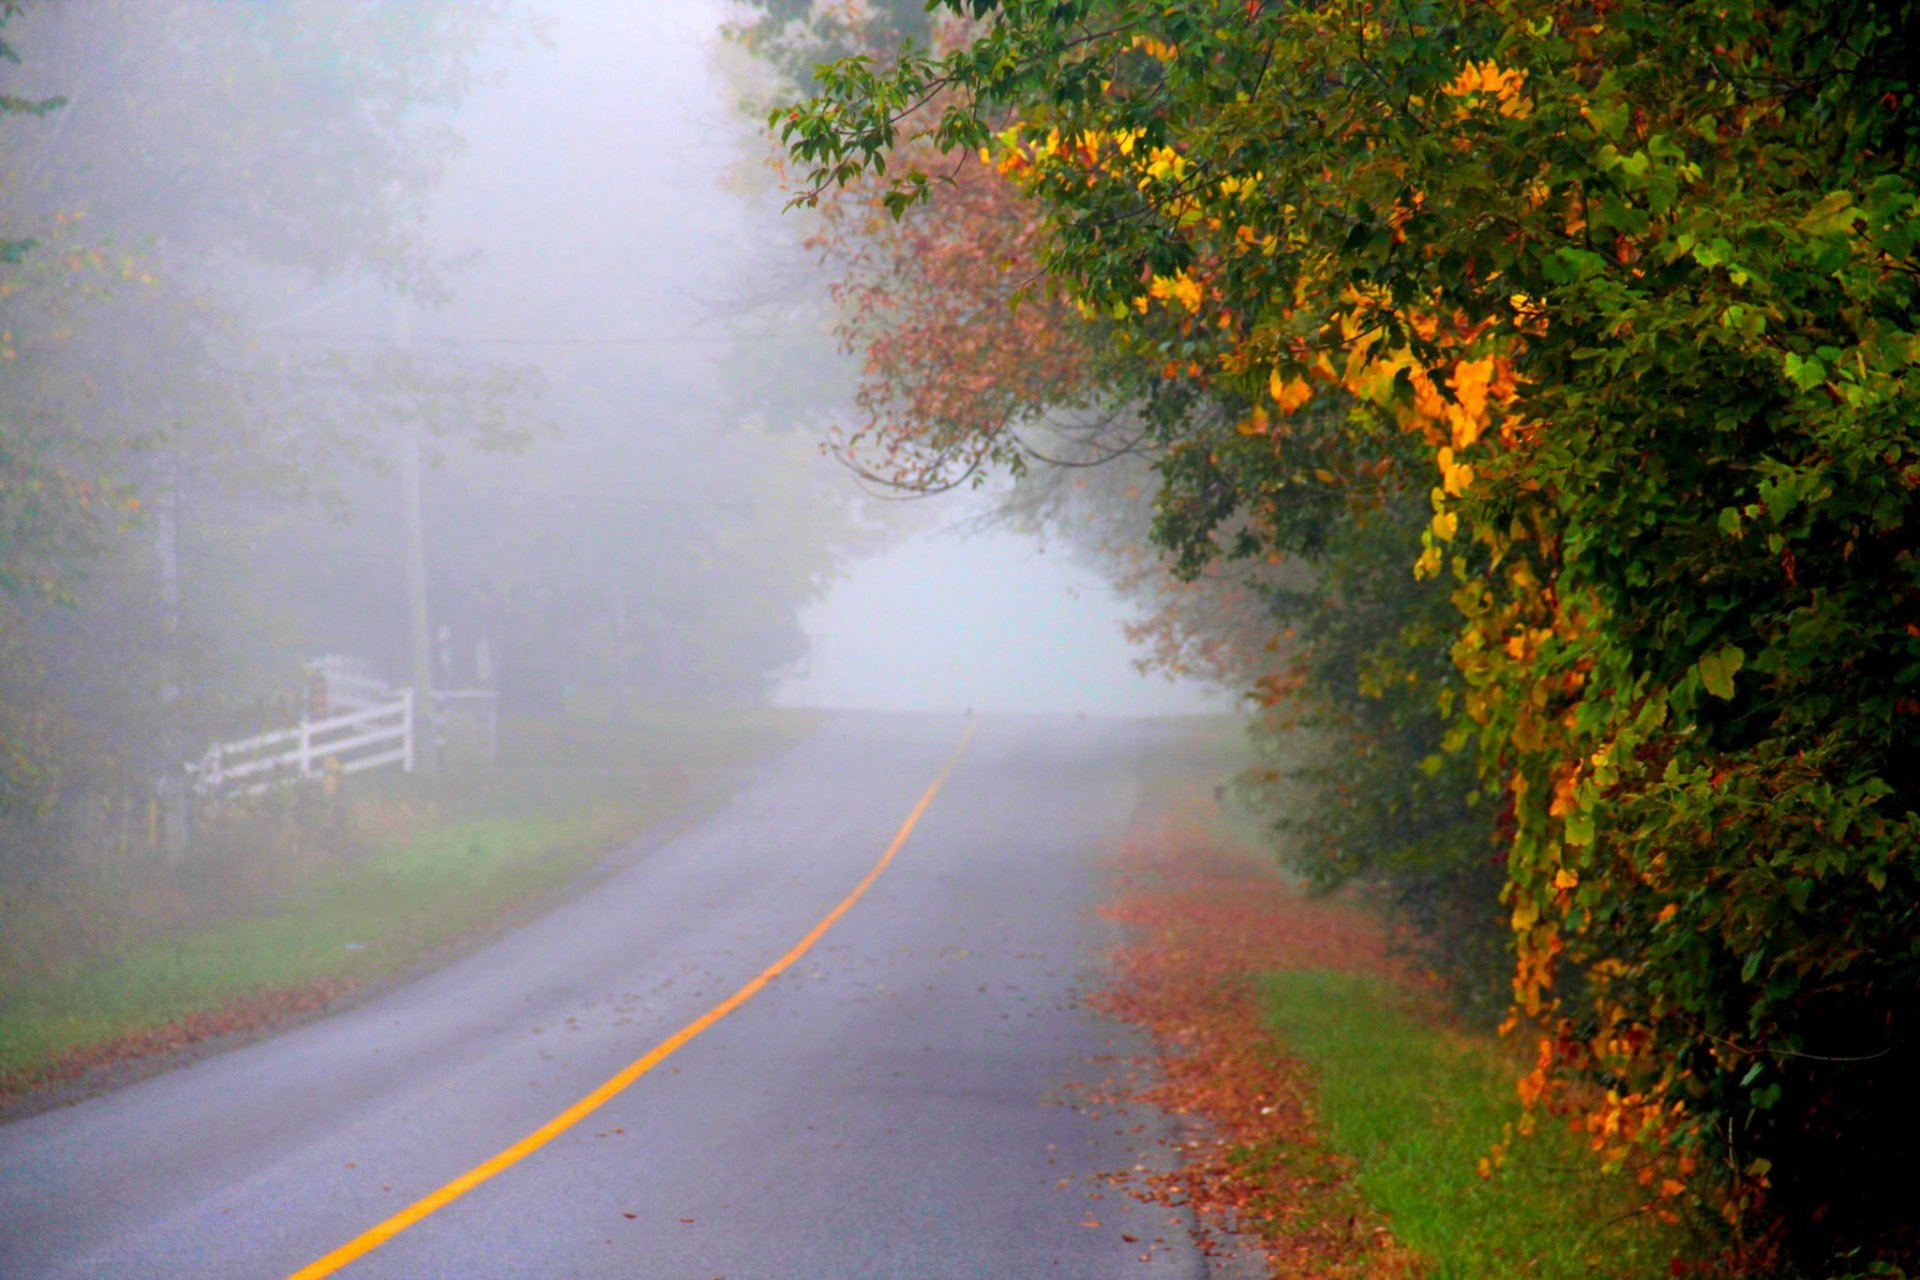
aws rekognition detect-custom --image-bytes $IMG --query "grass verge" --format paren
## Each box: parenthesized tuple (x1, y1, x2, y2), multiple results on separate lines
(1258, 969, 1684, 1278)
(0, 707, 816, 1097)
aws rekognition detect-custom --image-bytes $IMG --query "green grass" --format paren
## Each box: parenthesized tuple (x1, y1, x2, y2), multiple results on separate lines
(0, 707, 817, 1092)
(0, 815, 611, 1077)
(1260, 969, 1686, 1279)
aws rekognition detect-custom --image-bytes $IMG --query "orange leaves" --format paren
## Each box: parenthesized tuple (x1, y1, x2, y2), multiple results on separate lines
(1449, 354, 1495, 418)
(817, 149, 1096, 487)
(1548, 765, 1580, 819)
(1446, 355, 1496, 448)
(1091, 789, 1417, 1276)
(1128, 33, 1179, 62)
(1149, 269, 1206, 314)
(1436, 446, 1475, 497)
(1441, 60, 1533, 119)
(1516, 1037, 1556, 1108)
(1268, 368, 1313, 414)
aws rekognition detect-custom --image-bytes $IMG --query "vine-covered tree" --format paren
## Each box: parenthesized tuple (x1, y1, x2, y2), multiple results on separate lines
(775, 1, 1920, 1268)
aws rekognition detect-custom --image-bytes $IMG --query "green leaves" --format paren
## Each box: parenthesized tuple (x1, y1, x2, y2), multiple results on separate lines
(1697, 644, 1745, 701)
(1797, 189, 1859, 237)
(768, 0, 1920, 1257)
(1782, 350, 1826, 390)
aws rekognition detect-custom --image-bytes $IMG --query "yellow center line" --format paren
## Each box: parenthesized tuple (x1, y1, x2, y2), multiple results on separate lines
(287, 716, 978, 1279)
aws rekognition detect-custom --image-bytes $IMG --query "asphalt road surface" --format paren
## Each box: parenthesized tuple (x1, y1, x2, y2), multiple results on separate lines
(1, 712, 1226, 1279)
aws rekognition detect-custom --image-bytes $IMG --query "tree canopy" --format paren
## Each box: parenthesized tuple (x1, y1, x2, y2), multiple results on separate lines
(774, 1, 1920, 1268)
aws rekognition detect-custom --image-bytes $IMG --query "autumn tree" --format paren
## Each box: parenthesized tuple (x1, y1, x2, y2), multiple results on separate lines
(748, 2, 1509, 1014)
(779, 0, 1920, 1268)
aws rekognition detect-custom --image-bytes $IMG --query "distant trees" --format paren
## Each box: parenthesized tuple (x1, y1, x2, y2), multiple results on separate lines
(0, 1, 533, 836)
(771, 0, 1920, 1268)
(0, 3, 859, 866)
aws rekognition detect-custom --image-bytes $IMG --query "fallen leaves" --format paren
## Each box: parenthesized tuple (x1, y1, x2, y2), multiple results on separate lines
(1, 976, 360, 1106)
(1087, 786, 1423, 1278)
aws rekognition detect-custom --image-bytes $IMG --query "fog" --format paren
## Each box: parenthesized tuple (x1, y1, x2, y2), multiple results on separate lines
(418, 0, 1224, 717)
(0, 0, 1233, 868)
(0, 2, 1241, 1252)
(780, 509, 1230, 715)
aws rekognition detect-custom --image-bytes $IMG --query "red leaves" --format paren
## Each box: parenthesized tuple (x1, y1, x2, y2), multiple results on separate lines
(1087, 786, 1420, 1277)
(2, 977, 358, 1102)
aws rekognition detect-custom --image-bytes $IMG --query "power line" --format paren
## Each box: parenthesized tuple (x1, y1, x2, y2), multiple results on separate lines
(269, 330, 736, 348)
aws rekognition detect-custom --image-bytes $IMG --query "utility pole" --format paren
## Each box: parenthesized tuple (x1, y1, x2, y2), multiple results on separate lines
(154, 441, 189, 860)
(611, 577, 632, 723)
(395, 293, 437, 774)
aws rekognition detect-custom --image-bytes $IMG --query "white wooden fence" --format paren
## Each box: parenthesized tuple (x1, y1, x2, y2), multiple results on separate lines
(308, 654, 394, 713)
(189, 688, 415, 800)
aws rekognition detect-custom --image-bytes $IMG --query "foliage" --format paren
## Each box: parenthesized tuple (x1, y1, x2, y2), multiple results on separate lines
(0, 1, 534, 822)
(727, 0, 936, 95)
(777, 0, 1920, 1266)
(1245, 478, 1506, 1022)
(0, 706, 817, 1095)
(1262, 969, 1685, 1279)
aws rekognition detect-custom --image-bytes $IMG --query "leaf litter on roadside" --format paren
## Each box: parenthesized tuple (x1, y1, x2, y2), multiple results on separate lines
(1085, 786, 1425, 1278)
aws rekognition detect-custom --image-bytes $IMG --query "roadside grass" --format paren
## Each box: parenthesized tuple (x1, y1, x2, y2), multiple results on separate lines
(1121, 727, 1691, 1275)
(0, 706, 817, 1095)
(1258, 968, 1686, 1279)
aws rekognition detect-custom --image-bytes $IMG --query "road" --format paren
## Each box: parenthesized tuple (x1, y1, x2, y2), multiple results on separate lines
(0, 712, 1225, 1279)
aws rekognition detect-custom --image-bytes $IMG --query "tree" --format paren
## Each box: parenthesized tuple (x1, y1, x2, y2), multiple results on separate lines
(0, 1, 530, 825)
(778, 1, 1920, 1266)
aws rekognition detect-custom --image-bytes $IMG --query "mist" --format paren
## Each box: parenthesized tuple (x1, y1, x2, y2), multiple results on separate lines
(0, 0, 1236, 1011)
(779, 507, 1231, 715)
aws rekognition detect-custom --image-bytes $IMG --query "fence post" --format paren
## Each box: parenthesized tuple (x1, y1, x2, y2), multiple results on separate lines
(298, 717, 313, 779)
(402, 688, 415, 773)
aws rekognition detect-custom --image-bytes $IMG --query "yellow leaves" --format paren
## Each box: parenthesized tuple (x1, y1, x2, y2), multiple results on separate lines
(1445, 59, 1527, 100)
(1437, 445, 1475, 496)
(1549, 766, 1580, 818)
(1512, 922, 1559, 1016)
(1129, 33, 1178, 61)
(1233, 223, 1278, 255)
(1345, 342, 1410, 407)
(1148, 269, 1205, 313)
(1431, 509, 1459, 541)
(1142, 144, 1189, 186)
(1443, 59, 1533, 118)
(1554, 866, 1580, 891)
(1448, 355, 1494, 446)
(1268, 368, 1313, 413)
(1512, 894, 1540, 932)
(1655, 902, 1679, 925)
